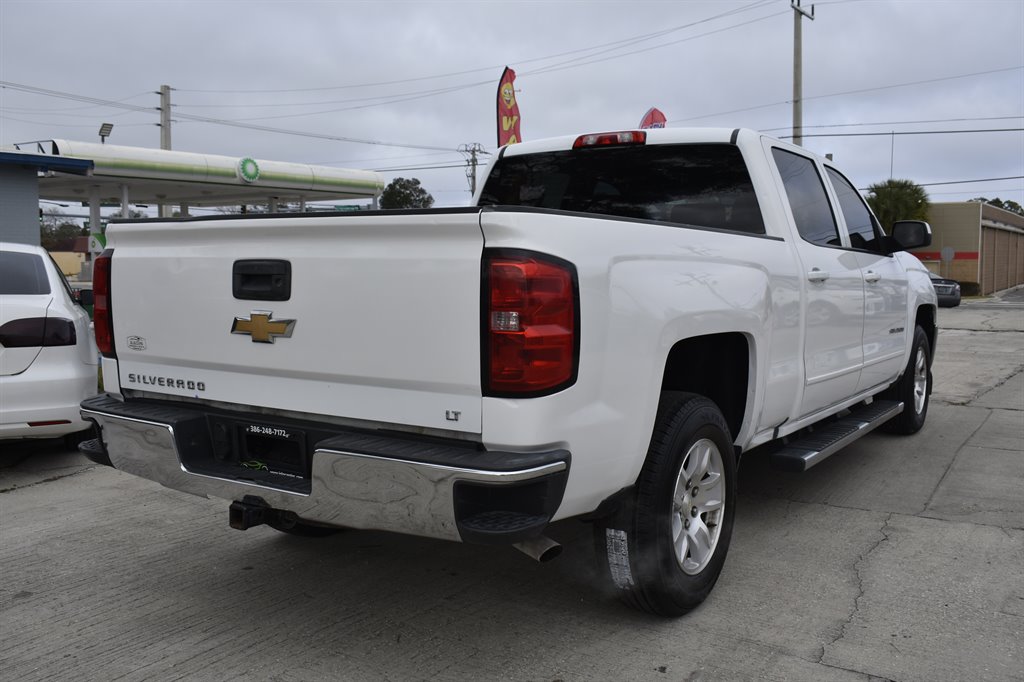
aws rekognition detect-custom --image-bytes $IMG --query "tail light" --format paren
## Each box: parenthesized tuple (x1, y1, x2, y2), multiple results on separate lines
(484, 250, 578, 397)
(94, 249, 116, 358)
(573, 131, 646, 149)
(0, 317, 76, 347)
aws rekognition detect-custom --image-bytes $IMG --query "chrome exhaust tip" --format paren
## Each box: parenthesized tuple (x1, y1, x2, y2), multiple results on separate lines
(513, 535, 562, 562)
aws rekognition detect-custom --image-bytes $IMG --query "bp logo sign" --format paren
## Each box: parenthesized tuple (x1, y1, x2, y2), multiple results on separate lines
(237, 157, 260, 183)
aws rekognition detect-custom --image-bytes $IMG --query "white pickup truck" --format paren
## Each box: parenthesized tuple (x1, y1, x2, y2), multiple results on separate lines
(80, 128, 936, 616)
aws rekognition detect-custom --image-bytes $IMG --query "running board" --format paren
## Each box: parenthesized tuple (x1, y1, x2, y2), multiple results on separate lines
(770, 400, 904, 472)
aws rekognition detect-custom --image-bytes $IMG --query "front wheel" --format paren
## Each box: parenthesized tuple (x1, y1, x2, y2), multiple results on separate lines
(596, 392, 737, 617)
(881, 325, 931, 435)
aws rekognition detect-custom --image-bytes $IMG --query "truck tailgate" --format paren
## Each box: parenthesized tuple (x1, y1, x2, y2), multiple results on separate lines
(106, 211, 484, 433)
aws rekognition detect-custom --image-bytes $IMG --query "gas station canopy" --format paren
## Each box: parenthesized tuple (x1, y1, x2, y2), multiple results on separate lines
(13, 139, 384, 207)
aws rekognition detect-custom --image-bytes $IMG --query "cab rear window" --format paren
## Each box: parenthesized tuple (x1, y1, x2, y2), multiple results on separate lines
(479, 143, 765, 234)
(0, 252, 51, 295)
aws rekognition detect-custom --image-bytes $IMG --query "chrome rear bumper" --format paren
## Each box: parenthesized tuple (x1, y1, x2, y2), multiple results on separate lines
(81, 394, 568, 543)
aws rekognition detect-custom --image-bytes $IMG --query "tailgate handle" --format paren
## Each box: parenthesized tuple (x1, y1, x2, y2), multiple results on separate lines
(233, 260, 291, 301)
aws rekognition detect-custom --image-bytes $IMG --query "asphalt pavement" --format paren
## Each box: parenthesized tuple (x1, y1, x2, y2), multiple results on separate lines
(1, 294, 1021, 682)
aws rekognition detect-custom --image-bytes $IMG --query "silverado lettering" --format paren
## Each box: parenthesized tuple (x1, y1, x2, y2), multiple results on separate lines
(81, 127, 937, 617)
(126, 374, 205, 391)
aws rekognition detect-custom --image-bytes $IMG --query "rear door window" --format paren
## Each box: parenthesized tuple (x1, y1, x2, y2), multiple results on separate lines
(0, 252, 51, 295)
(480, 143, 765, 234)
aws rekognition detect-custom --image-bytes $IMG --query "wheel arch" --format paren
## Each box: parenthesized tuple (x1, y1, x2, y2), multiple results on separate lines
(915, 304, 937, 366)
(660, 332, 752, 443)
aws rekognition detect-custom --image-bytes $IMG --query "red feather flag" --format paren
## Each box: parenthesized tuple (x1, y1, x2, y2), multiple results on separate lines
(639, 107, 667, 129)
(496, 67, 521, 146)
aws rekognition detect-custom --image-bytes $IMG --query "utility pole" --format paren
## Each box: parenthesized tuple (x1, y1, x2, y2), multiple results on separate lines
(458, 143, 489, 196)
(158, 84, 172, 217)
(792, 1, 814, 147)
(159, 85, 172, 151)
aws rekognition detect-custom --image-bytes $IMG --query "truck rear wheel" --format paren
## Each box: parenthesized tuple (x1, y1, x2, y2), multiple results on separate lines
(596, 392, 736, 617)
(881, 325, 931, 435)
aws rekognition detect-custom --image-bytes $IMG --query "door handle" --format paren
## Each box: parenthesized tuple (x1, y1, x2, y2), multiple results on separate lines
(864, 271, 881, 283)
(807, 268, 830, 283)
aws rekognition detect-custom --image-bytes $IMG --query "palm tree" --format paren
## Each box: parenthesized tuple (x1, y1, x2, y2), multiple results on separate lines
(865, 179, 930, 231)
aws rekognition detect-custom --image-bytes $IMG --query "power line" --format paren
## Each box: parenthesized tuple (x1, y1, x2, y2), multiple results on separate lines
(672, 65, 1024, 123)
(167, 2, 781, 122)
(0, 80, 458, 152)
(0, 109, 148, 120)
(0, 90, 153, 114)
(521, 8, 786, 79)
(173, 0, 774, 96)
(0, 82, 157, 114)
(929, 188, 1024, 196)
(171, 114, 458, 152)
(780, 127, 1024, 139)
(308, 150, 462, 167)
(9, 9, 777, 135)
(761, 114, 1023, 133)
(177, 5, 786, 124)
(186, 79, 497, 122)
(517, 1, 777, 77)
(6, 63, 1020, 154)
(858, 176, 1024, 191)
(0, 114, 153, 128)
(173, 78, 493, 113)
(918, 176, 1023, 188)
(371, 163, 468, 172)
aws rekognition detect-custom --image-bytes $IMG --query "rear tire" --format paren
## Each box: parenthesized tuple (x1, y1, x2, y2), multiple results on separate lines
(881, 325, 931, 435)
(595, 392, 737, 617)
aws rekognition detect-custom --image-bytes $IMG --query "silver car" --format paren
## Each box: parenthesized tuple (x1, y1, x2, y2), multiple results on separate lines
(929, 271, 961, 308)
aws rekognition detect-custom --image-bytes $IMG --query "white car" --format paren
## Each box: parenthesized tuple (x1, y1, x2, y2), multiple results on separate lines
(1, 242, 98, 442)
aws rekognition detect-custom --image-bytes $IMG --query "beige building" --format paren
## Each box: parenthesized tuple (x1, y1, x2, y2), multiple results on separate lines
(910, 202, 1024, 295)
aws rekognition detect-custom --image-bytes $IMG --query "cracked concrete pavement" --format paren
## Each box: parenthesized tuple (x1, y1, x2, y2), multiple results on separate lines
(1, 295, 1021, 681)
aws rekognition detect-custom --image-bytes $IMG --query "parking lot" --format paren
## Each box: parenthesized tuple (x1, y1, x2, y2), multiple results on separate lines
(2, 297, 1022, 682)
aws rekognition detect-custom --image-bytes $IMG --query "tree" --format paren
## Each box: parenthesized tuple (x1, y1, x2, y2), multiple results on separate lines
(380, 177, 434, 209)
(865, 179, 930, 231)
(107, 209, 147, 220)
(39, 208, 87, 251)
(970, 197, 1024, 216)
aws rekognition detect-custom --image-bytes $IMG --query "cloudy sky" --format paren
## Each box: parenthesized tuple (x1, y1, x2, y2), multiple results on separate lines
(1, 0, 1021, 211)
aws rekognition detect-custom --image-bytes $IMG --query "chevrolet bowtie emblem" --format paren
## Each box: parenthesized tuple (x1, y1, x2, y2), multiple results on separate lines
(231, 311, 296, 344)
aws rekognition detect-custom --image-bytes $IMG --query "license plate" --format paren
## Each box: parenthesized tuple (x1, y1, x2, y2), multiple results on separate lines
(238, 422, 307, 478)
(245, 424, 295, 439)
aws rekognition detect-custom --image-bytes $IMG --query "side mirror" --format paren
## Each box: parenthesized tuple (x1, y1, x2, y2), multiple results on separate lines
(75, 289, 94, 306)
(891, 220, 932, 250)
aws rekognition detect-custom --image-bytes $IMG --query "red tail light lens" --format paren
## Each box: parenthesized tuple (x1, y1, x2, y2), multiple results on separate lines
(484, 250, 578, 396)
(0, 317, 76, 347)
(93, 249, 116, 358)
(572, 131, 646, 149)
